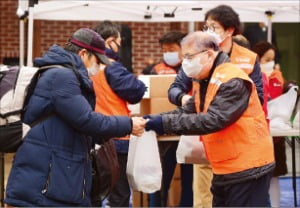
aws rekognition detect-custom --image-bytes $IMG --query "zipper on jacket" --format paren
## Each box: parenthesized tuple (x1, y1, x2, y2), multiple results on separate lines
(82, 178, 86, 199)
(42, 162, 52, 194)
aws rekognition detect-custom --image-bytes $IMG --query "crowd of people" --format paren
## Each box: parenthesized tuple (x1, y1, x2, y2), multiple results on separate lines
(3, 4, 298, 208)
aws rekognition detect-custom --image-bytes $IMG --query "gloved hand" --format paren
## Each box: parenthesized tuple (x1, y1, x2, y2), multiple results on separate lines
(145, 115, 164, 135)
(143, 115, 152, 120)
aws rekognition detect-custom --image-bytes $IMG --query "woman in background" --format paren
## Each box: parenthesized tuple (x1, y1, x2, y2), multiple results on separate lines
(252, 41, 287, 208)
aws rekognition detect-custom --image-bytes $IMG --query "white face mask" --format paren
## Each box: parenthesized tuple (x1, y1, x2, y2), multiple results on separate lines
(163, 52, 181, 66)
(87, 62, 100, 76)
(182, 56, 205, 78)
(204, 29, 227, 45)
(260, 61, 275, 76)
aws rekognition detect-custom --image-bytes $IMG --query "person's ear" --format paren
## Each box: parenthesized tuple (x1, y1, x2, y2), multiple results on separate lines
(106, 37, 115, 46)
(206, 50, 213, 60)
(78, 48, 87, 57)
(226, 27, 235, 36)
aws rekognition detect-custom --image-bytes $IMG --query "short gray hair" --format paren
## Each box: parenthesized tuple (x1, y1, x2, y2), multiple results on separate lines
(181, 31, 219, 52)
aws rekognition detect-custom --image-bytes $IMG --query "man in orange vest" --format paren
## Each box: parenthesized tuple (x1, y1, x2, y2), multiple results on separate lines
(143, 31, 186, 75)
(143, 31, 194, 207)
(92, 21, 146, 207)
(145, 31, 275, 207)
(168, 5, 265, 207)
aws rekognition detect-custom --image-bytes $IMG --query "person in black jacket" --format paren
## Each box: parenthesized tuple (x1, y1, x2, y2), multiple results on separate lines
(145, 31, 274, 207)
(169, 5, 264, 107)
(93, 21, 146, 207)
(168, 5, 265, 207)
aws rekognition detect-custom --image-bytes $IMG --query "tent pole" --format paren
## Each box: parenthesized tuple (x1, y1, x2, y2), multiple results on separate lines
(19, 19, 24, 67)
(188, 22, 195, 33)
(265, 11, 274, 43)
(27, 6, 34, 67)
(267, 17, 272, 43)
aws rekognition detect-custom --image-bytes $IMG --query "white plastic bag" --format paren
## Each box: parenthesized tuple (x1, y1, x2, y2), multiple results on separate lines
(126, 131, 162, 193)
(268, 85, 298, 130)
(176, 135, 209, 164)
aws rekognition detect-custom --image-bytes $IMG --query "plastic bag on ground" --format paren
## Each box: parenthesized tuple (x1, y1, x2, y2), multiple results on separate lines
(126, 131, 162, 193)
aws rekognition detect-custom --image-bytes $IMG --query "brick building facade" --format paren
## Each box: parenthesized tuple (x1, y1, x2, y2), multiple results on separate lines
(0, 0, 205, 74)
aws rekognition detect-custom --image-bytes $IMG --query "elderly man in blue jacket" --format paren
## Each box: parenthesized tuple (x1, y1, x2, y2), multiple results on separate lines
(4, 28, 146, 207)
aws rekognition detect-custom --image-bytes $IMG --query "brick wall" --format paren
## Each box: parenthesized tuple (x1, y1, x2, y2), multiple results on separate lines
(0, 0, 190, 73)
(0, 0, 20, 61)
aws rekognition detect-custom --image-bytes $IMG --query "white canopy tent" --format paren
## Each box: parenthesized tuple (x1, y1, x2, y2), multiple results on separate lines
(17, 0, 300, 66)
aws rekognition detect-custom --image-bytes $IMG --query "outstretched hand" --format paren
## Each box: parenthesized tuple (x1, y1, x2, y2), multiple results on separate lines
(145, 115, 164, 135)
(131, 117, 147, 137)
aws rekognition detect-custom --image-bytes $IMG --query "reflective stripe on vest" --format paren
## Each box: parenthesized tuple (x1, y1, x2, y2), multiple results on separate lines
(91, 69, 130, 140)
(153, 62, 177, 75)
(193, 63, 274, 174)
(231, 43, 257, 75)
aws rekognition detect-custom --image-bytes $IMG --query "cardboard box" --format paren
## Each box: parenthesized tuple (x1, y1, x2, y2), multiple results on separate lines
(140, 98, 177, 115)
(138, 75, 176, 98)
(168, 164, 181, 206)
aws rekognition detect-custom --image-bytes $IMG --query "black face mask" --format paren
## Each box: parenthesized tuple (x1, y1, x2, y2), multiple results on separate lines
(109, 40, 121, 54)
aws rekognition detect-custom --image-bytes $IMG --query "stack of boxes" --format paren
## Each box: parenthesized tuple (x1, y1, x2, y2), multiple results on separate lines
(138, 74, 177, 115)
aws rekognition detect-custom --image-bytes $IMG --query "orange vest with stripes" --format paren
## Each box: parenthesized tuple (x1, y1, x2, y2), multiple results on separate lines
(153, 62, 177, 75)
(91, 69, 130, 140)
(193, 63, 274, 174)
(230, 42, 257, 75)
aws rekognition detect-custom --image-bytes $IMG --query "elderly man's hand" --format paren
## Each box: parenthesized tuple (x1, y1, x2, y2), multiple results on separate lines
(145, 115, 164, 135)
(181, 94, 192, 106)
(131, 117, 147, 137)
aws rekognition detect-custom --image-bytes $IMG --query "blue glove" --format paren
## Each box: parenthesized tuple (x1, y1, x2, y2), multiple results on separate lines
(143, 115, 152, 120)
(145, 115, 164, 135)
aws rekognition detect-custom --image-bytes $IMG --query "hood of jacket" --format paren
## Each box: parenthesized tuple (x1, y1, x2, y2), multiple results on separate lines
(34, 45, 93, 92)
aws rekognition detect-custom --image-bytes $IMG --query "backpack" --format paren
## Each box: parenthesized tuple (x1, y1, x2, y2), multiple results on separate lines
(90, 140, 120, 206)
(0, 64, 80, 153)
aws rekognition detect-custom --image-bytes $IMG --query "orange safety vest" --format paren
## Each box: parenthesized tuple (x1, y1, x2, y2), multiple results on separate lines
(193, 63, 274, 174)
(153, 62, 177, 75)
(230, 42, 257, 75)
(91, 69, 130, 140)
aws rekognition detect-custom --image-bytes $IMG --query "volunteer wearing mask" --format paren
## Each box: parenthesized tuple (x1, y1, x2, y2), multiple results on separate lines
(92, 21, 146, 207)
(252, 41, 287, 208)
(145, 31, 275, 207)
(252, 41, 284, 98)
(149, 31, 186, 75)
(168, 5, 265, 207)
(146, 31, 194, 208)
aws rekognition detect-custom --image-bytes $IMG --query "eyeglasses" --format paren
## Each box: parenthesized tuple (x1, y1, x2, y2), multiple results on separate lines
(183, 50, 207, 60)
(202, 24, 222, 32)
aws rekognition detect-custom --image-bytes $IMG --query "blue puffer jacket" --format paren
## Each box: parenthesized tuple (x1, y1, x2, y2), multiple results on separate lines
(4, 45, 132, 207)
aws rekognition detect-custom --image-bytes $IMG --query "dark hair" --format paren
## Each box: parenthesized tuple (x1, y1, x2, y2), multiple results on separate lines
(232, 35, 250, 49)
(205, 5, 241, 35)
(252, 41, 276, 59)
(93, 20, 120, 40)
(159, 31, 186, 46)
